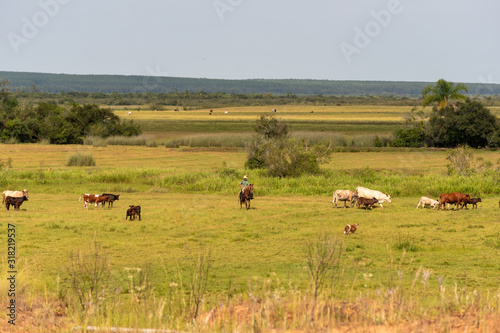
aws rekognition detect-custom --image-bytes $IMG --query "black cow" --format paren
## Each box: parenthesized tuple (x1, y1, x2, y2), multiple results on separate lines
(102, 193, 120, 208)
(126, 205, 141, 221)
(461, 197, 482, 209)
(5, 196, 28, 210)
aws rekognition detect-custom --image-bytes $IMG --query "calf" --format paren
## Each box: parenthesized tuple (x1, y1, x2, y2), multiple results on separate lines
(5, 196, 28, 210)
(416, 196, 439, 210)
(344, 223, 359, 235)
(126, 205, 141, 221)
(95, 195, 111, 208)
(102, 193, 120, 208)
(357, 197, 378, 210)
(461, 197, 482, 209)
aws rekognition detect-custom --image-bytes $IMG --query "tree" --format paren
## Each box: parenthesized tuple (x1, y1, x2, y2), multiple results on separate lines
(426, 99, 500, 148)
(422, 79, 468, 110)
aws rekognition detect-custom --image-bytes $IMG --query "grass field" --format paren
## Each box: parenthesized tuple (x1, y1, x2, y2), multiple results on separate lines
(0, 104, 499, 331)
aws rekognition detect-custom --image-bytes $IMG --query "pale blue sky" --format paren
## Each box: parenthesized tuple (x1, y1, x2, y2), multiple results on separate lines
(1, 0, 499, 83)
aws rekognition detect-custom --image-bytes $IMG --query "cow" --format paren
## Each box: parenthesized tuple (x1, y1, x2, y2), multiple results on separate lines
(2, 189, 29, 204)
(357, 197, 378, 210)
(332, 190, 357, 208)
(416, 196, 439, 210)
(355, 187, 391, 208)
(101, 193, 120, 208)
(5, 196, 28, 210)
(461, 197, 482, 210)
(126, 205, 141, 221)
(79, 194, 100, 209)
(438, 192, 470, 210)
(344, 223, 359, 235)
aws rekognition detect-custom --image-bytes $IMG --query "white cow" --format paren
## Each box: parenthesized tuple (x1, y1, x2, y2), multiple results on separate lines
(416, 196, 439, 210)
(2, 189, 29, 204)
(355, 186, 391, 209)
(332, 190, 357, 208)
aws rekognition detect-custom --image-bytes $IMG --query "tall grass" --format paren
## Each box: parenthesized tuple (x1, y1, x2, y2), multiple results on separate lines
(1, 165, 498, 197)
(84, 135, 158, 147)
(291, 131, 393, 147)
(164, 133, 249, 148)
(66, 152, 96, 166)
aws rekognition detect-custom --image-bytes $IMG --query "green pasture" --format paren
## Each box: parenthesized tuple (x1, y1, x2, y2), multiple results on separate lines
(0, 103, 499, 330)
(0, 144, 499, 298)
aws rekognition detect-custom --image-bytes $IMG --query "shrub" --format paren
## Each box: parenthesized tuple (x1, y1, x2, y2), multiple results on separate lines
(392, 108, 427, 147)
(446, 145, 492, 176)
(66, 152, 96, 167)
(245, 116, 331, 177)
(253, 115, 288, 139)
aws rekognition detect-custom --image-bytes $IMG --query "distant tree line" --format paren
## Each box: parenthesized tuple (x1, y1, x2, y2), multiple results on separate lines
(0, 82, 141, 144)
(2, 70, 500, 97)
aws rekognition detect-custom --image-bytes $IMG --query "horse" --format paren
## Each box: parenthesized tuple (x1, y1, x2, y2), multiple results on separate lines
(239, 184, 253, 210)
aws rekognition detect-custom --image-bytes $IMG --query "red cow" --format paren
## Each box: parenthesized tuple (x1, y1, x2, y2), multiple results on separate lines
(438, 192, 470, 210)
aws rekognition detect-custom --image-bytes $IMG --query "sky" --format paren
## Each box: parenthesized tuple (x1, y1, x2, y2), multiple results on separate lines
(1, 0, 499, 83)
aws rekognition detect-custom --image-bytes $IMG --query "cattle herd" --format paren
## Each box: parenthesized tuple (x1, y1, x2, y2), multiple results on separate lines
(2, 190, 141, 221)
(2, 186, 499, 226)
(332, 186, 491, 212)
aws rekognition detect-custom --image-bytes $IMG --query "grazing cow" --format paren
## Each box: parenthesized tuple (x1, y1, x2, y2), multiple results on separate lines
(126, 205, 141, 221)
(2, 189, 29, 204)
(438, 192, 470, 210)
(101, 193, 120, 208)
(355, 187, 392, 208)
(332, 190, 357, 208)
(416, 196, 439, 210)
(5, 196, 28, 210)
(344, 223, 359, 235)
(357, 197, 378, 210)
(79, 194, 100, 209)
(461, 197, 482, 209)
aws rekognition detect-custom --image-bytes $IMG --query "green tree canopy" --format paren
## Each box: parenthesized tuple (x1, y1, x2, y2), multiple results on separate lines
(426, 99, 500, 148)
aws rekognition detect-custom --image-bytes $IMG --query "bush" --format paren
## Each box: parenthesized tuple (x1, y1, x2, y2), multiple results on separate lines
(392, 108, 427, 147)
(446, 145, 493, 176)
(245, 116, 331, 177)
(253, 115, 288, 139)
(66, 152, 96, 167)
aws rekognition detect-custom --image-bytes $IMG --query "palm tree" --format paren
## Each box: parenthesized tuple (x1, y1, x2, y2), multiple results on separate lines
(421, 79, 468, 110)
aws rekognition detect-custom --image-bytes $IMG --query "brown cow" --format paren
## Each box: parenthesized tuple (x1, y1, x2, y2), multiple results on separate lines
(95, 195, 111, 208)
(438, 192, 470, 210)
(357, 197, 378, 210)
(126, 205, 141, 221)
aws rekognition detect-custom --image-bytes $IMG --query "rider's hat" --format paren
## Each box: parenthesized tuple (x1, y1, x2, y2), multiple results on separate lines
(243, 175, 247, 179)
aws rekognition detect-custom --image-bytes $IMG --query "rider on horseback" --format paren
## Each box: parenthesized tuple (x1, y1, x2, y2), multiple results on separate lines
(239, 175, 253, 200)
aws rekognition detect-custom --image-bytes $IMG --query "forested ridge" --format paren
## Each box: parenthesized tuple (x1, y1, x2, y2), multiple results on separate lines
(2, 71, 500, 96)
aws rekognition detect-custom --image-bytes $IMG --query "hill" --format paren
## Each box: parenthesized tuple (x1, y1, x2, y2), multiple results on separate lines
(2, 71, 500, 96)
